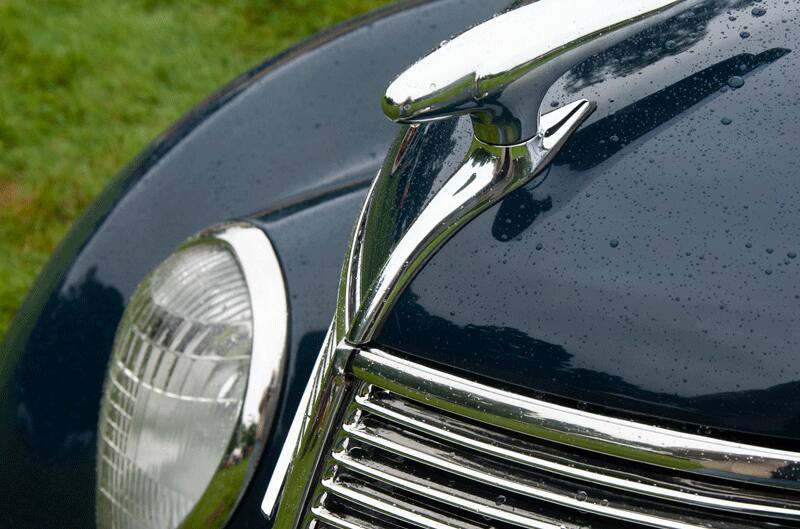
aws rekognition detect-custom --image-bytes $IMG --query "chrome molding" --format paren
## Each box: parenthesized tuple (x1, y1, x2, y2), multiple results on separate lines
(299, 348, 800, 529)
(347, 99, 594, 345)
(383, 0, 692, 145)
(353, 349, 800, 510)
(179, 223, 289, 529)
(348, 393, 800, 521)
(258, 1, 794, 526)
(261, 328, 355, 522)
(262, 74, 594, 529)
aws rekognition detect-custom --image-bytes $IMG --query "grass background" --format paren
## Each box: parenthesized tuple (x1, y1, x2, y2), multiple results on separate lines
(0, 0, 392, 337)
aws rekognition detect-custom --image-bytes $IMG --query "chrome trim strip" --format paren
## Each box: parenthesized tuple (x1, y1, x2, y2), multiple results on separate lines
(311, 503, 383, 529)
(353, 390, 800, 521)
(261, 340, 323, 515)
(265, 74, 595, 529)
(343, 171, 381, 333)
(383, 0, 692, 145)
(340, 414, 778, 528)
(353, 349, 800, 493)
(347, 100, 595, 344)
(331, 446, 737, 529)
(321, 478, 491, 529)
(263, 331, 357, 527)
(331, 451, 568, 529)
(261, 2, 786, 524)
(179, 223, 289, 529)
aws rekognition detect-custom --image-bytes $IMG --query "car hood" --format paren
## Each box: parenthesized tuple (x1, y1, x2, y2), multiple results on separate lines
(375, 0, 800, 441)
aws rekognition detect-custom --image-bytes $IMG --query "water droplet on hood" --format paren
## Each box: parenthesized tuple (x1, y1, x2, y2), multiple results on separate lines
(727, 76, 745, 89)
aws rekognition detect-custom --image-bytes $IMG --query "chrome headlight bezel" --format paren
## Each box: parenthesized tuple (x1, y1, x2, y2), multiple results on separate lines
(96, 222, 288, 529)
(179, 223, 288, 528)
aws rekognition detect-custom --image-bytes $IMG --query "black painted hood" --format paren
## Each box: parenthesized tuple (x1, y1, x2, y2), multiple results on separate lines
(376, 0, 800, 441)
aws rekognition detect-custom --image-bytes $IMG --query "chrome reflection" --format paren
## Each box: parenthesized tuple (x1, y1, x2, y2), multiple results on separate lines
(258, 0, 795, 526)
(354, 349, 800, 502)
(262, 100, 593, 526)
(96, 222, 287, 529)
(179, 224, 288, 529)
(383, 0, 692, 145)
(348, 100, 594, 345)
(299, 349, 800, 529)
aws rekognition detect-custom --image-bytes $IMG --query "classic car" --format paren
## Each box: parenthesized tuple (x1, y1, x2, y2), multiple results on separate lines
(2, 0, 799, 527)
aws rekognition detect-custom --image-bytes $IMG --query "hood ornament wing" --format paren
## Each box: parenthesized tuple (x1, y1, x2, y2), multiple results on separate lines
(262, 0, 693, 524)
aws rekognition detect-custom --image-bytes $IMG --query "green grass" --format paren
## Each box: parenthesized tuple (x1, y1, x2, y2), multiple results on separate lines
(0, 0, 392, 338)
(180, 459, 249, 527)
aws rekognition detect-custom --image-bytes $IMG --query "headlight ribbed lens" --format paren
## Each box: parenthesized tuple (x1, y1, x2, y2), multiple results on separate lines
(96, 225, 287, 529)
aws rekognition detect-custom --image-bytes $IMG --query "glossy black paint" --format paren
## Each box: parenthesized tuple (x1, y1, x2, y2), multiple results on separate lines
(0, 1, 509, 526)
(5, 0, 800, 525)
(378, 0, 800, 442)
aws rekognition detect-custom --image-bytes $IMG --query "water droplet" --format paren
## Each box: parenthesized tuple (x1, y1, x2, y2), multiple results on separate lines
(740, 31, 750, 39)
(765, 269, 773, 275)
(600, 499, 610, 507)
(610, 134, 620, 143)
(550, 100, 560, 108)
(609, 239, 620, 248)
(495, 495, 507, 506)
(745, 242, 753, 249)
(535, 243, 544, 251)
(751, 6, 766, 17)
(788, 252, 797, 259)
(766, 248, 774, 254)
(429, 83, 437, 90)
(721, 117, 732, 126)
(727, 76, 745, 89)
(576, 491, 588, 502)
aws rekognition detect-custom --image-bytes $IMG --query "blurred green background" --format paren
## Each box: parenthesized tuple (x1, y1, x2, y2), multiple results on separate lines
(0, 0, 391, 337)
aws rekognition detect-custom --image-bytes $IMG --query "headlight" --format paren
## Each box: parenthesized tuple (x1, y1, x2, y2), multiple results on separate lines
(96, 223, 288, 529)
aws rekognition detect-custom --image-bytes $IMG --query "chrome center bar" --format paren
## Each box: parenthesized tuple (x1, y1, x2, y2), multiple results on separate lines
(353, 348, 800, 494)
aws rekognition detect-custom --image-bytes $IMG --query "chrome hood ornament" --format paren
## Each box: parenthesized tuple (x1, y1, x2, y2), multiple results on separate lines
(383, 0, 687, 146)
(346, 100, 593, 344)
(263, 0, 693, 524)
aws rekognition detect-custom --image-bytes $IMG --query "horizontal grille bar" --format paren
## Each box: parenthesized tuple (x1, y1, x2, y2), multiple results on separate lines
(302, 348, 800, 529)
(352, 388, 800, 520)
(321, 476, 491, 529)
(332, 450, 568, 529)
(312, 504, 395, 529)
(352, 349, 800, 492)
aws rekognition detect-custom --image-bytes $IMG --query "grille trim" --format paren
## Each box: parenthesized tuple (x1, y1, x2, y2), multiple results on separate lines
(352, 348, 800, 494)
(321, 477, 491, 529)
(300, 347, 800, 529)
(330, 450, 566, 529)
(352, 388, 800, 519)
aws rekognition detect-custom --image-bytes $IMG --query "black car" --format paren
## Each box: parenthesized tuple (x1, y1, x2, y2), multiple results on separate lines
(3, 0, 800, 528)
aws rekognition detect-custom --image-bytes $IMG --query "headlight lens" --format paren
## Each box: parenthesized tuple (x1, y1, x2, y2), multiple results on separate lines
(96, 224, 287, 529)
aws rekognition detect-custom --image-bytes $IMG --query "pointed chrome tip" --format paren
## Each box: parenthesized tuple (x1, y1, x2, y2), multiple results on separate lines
(381, 91, 405, 122)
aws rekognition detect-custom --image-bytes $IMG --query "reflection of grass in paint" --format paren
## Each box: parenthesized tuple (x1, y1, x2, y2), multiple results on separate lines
(357, 366, 704, 474)
(180, 461, 248, 528)
(509, 420, 703, 470)
(440, 397, 704, 471)
(0, 0, 391, 338)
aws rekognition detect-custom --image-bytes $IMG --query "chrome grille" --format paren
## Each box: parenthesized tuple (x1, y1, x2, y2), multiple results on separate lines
(301, 349, 800, 529)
